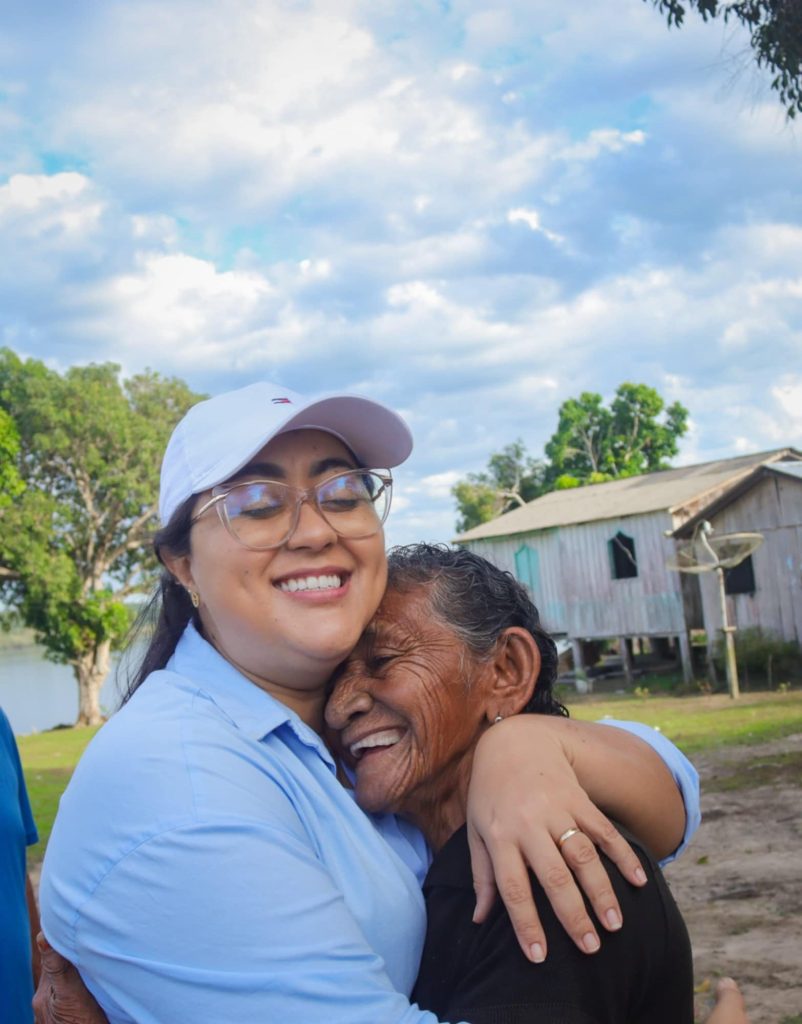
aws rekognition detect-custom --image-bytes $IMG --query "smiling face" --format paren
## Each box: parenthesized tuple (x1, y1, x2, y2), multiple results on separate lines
(325, 585, 495, 842)
(163, 429, 388, 725)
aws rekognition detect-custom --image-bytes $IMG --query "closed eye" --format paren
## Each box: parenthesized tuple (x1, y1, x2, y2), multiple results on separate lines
(320, 497, 362, 512)
(365, 652, 401, 673)
(238, 503, 285, 519)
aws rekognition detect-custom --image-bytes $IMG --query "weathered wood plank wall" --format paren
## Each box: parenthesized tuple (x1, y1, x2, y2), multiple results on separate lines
(464, 510, 687, 639)
(696, 475, 802, 645)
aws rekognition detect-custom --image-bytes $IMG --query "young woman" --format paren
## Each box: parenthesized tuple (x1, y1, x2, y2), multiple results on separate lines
(39, 381, 698, 1023)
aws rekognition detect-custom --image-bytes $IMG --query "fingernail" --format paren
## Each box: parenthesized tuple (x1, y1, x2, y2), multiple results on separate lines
(582, 932, 600, 953)
(718, 977, 737, 991)
(530, 942, 545, 963)
(605, 908, 622, 931)
(634, 866, 647, 885)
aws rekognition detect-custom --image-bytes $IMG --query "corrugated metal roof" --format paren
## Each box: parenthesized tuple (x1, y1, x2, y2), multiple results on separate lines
(673, 459, 802, 538)
(769, 461, 802, 481)
(454, 449, 800, 542)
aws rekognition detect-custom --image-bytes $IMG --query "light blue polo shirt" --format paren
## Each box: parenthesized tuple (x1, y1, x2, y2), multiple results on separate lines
(40, 625, 699, 1024)
(40, 625, 441, 1024)
(599, 718, 700, 865)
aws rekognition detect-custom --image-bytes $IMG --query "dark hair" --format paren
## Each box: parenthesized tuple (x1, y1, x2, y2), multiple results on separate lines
(121, 439, 369, 705)
(386, 543, 567, 718)
(121, 494, 200, 703)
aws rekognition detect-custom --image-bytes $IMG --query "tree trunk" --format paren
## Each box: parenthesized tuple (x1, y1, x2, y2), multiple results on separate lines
(73, 639, 112, 726)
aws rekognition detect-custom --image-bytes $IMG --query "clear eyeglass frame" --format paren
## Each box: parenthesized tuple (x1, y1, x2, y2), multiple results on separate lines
(190, 468, 393, 551)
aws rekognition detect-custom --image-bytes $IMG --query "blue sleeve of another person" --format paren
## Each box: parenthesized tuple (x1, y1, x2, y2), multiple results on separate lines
(0, 707, 39, 1024)
(598, 718, 701, 864)
(0, 708, 38, 845)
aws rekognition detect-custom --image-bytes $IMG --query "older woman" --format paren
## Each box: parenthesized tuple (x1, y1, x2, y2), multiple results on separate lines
(327, 543, 699, 1023)
(37, 382, 698, 1024)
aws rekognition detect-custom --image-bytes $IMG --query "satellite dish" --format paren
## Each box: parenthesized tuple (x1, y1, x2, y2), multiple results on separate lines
(666, 526, 763, 574)
(665, 521, 763, 700)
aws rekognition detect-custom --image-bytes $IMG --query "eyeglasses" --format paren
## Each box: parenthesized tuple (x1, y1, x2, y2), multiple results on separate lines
(190, 469, 393, 550)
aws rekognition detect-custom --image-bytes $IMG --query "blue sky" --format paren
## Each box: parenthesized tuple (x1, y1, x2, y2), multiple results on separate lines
(1, 0, 800, 546)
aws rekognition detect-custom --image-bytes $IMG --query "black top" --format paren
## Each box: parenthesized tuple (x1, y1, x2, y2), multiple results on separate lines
(412, 824, 693, 1024)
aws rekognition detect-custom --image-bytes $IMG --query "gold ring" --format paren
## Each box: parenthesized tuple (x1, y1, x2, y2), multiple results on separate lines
(557, 827, 582, 849)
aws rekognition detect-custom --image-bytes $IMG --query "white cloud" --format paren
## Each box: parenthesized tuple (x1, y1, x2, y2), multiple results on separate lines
(105, 253, 275, 349)
(23, 2, 553, 226)
(0, 172, 103, 241)
(1, 0, 800, 545)
(507, 207, 564, 245)
(770, 378, 802, 436)
(449, 63, 479, 82)
(414, 470, 463, 500)
(298, 258, 332, 280)
(560, 129, 646, 162)
(0, 171, 86, 210)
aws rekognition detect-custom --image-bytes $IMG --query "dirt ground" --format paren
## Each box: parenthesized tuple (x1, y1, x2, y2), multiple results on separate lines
(663, 732, 802, 1024)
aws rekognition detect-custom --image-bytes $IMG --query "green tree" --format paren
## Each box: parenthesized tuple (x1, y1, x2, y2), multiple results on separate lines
(453, 440, 546, 532)
(453, 383, 689, 532)
(0, 349, 201, 725)
(543, 391, 612, 484)
(609, 382, 689, 474)
(545, 383, 689, 488)
(0, 408, 24, 510)
(647, 0, 802, 118)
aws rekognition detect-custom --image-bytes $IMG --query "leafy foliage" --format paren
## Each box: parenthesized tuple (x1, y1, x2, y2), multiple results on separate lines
(0, 408, 24, 510)
(714, 626, 801, 684)
(648, 0, 802, 118)
(544, 383, 688, 489)
(453, 383, 689, 532)
(452, 440, 546, 532)
(0, 349, 201, 722)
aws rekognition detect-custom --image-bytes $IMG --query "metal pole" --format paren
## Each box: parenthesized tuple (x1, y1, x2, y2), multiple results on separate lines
(716, 566, 740, 700)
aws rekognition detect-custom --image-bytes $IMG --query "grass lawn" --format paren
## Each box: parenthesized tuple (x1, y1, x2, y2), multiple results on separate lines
(17, 690, 802, 868)
(567, 689, 802, 755)
(18, 726, 101, 866)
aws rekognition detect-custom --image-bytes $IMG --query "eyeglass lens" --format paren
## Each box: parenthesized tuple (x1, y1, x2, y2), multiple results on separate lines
(221, 471, 390, 549)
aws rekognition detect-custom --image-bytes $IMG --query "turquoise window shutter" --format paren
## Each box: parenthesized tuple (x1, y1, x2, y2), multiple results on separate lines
(514, 545, 540, 598)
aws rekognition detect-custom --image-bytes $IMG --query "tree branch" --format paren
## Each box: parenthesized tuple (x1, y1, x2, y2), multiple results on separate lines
(104, 505, 158, 567)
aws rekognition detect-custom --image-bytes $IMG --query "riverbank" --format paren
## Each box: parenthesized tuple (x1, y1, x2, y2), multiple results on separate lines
(1, 645, 123, 735)
(0, 625, 37, 650)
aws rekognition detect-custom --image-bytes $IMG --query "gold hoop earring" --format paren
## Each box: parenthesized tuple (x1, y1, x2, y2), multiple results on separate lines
(189, 590, 200, 609)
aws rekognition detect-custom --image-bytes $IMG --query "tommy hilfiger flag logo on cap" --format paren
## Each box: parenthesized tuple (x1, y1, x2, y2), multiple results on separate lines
(271, 397, 293, 404)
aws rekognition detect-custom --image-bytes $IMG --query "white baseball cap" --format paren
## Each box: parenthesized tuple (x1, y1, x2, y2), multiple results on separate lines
(159, 381, 413, 524)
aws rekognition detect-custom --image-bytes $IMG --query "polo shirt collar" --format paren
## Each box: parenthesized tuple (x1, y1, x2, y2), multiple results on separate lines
(167, 623, 336, 770)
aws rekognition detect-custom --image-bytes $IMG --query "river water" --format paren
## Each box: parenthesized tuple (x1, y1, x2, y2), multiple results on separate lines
(0, 646, 126, 735)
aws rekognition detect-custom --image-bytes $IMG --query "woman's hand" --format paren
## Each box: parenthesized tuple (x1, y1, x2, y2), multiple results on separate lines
(32, 936, 108, 1024)
(466, 714, 682, 961)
